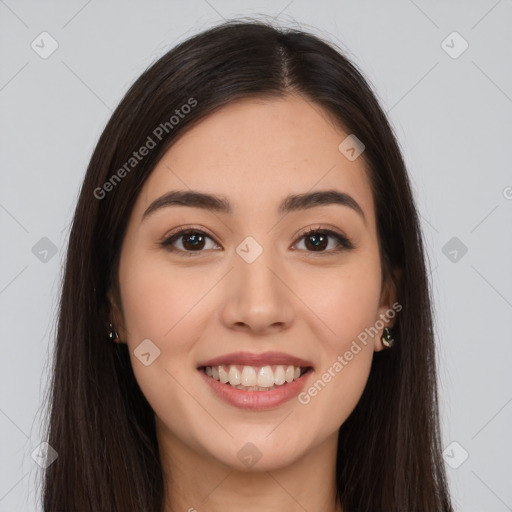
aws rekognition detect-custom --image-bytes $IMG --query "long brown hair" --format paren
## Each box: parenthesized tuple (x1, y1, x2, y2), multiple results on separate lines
(41, 19, 453, 511)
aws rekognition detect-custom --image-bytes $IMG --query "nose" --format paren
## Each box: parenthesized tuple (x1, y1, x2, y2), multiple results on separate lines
(220, 247, 295, 335)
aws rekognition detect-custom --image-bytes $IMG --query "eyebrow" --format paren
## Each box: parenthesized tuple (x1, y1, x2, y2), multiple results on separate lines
(142, 189, 366, 224)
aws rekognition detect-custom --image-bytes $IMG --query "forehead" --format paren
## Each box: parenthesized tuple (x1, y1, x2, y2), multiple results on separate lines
(135, 95, 375, 224)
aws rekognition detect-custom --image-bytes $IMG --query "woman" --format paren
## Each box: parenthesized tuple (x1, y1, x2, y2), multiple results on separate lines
(41, 19, 453, 511)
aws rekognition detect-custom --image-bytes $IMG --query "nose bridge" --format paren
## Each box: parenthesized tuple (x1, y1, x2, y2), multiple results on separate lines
(220, 236, 294, 332)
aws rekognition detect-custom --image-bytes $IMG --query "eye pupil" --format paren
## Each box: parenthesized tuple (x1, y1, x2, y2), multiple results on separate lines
(305, 233, 328, 251)
(183, 233, 205, 250)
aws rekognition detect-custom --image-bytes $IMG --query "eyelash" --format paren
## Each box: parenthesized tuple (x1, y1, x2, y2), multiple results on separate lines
(159, 225, 354, 256)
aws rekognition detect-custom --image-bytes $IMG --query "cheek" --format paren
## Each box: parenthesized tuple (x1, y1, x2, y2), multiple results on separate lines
(117, 254, 207, 401)
(295, 257, 383, 350)
(119, 253, 206, 346)
(118, 256, 213, 443)
(293, 258, 381, 423)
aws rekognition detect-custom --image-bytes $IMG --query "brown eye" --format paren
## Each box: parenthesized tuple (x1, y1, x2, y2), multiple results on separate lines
(161, 229, 220, 254)
(180, 232, 206, 251)
(294, 229, 354, 253)
(304, 232, 329, 251)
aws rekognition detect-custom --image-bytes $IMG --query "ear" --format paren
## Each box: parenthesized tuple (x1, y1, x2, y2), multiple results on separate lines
(373, 267, 401, 352)
(107, 288, 127, 344)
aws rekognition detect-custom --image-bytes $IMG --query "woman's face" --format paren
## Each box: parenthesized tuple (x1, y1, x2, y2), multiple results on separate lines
(113, 95, 397, 472)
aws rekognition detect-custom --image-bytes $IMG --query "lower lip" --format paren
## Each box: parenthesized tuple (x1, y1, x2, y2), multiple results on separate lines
(198, 368, 313, 410)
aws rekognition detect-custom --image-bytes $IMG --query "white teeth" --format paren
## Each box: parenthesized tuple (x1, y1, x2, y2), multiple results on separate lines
(218, 366, 229, 383)
(257, 366, 274, 387)
(274, 365, 286, 385)
(228, 365, 240, 385)
(204, 364, 307, 389)
(241, 366, 257, 386)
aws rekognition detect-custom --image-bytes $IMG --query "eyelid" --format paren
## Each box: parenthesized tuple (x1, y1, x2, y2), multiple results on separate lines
(162, 224, 217, 242)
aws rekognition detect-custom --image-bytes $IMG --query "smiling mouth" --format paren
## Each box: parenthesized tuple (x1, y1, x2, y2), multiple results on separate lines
(199, 364, 312, 391)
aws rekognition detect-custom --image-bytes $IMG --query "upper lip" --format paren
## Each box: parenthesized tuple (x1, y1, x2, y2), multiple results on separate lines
(197, 351, 314, 369)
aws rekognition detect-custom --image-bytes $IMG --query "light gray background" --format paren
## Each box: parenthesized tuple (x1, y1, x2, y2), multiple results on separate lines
(1, 1, 511, 510)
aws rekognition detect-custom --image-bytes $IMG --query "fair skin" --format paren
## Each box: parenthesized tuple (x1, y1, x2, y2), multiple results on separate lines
(111, 94, 398, 512)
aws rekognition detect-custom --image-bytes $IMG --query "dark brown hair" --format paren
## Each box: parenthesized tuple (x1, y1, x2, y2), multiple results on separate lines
(41, 18, 453, 511)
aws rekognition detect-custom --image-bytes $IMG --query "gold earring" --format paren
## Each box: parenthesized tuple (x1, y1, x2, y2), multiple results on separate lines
(381, 327, 395, 348)
(107, 323, 120, 343)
